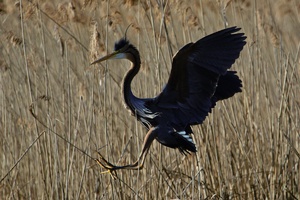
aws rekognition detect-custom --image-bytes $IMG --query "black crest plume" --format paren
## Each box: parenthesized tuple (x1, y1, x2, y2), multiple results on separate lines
(114, 24, 133, 51)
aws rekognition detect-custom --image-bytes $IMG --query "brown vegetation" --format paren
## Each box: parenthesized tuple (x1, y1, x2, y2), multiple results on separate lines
(0, 0, 299, 199)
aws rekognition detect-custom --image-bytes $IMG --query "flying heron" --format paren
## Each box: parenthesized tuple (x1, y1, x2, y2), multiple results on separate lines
(91, 26, 246, 171)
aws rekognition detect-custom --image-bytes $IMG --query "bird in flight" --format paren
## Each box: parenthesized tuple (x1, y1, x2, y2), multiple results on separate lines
(91, 26, 246, 172)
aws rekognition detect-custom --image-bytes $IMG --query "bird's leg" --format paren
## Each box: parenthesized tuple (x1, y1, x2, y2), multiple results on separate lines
(96, 127, 158, 171)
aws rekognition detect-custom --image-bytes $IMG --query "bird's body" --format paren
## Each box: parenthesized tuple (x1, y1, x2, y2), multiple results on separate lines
(92, 26, 246, 171)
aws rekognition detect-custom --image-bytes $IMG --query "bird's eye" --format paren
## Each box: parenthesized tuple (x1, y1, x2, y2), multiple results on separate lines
(115, 52, 126, 59)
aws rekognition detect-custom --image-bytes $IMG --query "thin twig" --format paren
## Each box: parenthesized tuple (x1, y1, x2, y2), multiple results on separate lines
(0, 131, 45, 183)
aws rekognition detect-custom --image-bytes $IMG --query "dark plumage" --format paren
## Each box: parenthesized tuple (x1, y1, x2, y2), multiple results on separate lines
(114, 38, 130, 51)
(91, 26, 246, 171)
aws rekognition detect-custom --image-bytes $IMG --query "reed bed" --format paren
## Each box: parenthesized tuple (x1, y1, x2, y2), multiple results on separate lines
(0, 0, 299, 199)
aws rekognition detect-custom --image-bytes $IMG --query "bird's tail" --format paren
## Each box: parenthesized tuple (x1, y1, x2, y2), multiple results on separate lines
(212, 71, 242, 102)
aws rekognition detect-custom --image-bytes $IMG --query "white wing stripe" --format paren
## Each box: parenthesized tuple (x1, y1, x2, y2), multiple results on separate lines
(177, 131, 195, 144)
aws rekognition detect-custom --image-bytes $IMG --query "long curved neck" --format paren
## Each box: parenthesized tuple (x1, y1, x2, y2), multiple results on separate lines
(122, 48, 141, 113)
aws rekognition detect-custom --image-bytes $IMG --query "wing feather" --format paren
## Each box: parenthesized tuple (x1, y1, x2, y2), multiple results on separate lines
(155, 26, 246, 126)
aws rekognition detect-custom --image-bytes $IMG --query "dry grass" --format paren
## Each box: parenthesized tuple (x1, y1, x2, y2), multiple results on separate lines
(1, 0, 299, 199)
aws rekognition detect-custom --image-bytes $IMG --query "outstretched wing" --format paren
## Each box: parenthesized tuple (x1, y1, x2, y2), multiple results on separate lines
(154, 27, 246, 127)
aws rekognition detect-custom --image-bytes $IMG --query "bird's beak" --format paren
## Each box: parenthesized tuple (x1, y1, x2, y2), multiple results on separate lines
(90, 51, 119, 65)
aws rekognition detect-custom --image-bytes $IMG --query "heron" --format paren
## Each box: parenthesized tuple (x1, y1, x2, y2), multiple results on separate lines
(91, 26, 246, 171)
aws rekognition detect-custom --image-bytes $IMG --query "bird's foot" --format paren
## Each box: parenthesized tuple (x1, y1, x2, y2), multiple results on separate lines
(95, 152, 118, 179)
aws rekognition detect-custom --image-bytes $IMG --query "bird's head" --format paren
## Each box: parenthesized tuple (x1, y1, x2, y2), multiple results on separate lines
(91, 38, 137, 65)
